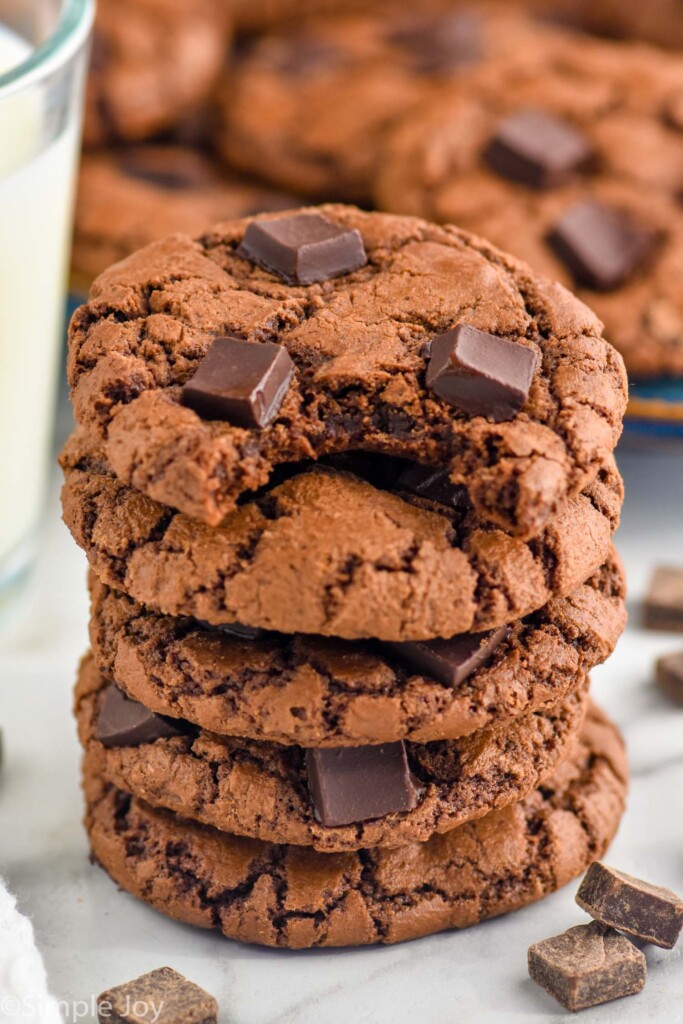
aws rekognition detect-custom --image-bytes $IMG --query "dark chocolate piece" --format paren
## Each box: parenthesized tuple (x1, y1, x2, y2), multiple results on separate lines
(395, 462, 470, 509)
(576, 861, 683, 949)
(182, 335, 294, 429)
(528, 922, 646, 1012)
(547, 199, 657, 291)
(238, 212, 367, 285)
(96, 686, 186, 748)
(426, 323, 537, 421)
(98, 966, 218, 1024)
(655, 650, 683, 706)
(385, 624, 511, 687)
(120, 157, 210, 191)
(388, 12, 483, 74)
(644, 565, 683, 632)
(305, 742, 422, 827)
(484, 108, 593, 188)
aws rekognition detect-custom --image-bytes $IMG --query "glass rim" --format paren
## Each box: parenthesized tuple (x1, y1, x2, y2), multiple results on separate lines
(0, 0, 95, 97)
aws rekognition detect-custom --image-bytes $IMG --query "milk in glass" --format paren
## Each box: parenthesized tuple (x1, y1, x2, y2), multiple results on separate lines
(0, 21, 82, 584)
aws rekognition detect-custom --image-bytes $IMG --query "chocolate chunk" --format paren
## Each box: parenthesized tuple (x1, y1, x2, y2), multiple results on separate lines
(385, 624, 511, 687)
(547, 199, 657, 291)
(238, 212, 367, 285)
(656, 650, 683, 705)
(528, 922, 646, 1012)
(484, 108, 593, 188)
(426, 323, 537, 421)
(98, 966, 218, 1024)
(576, 861, 683, 949)
(182, 335, 294, 429)
(96, 685, 186, 748)
(644, 565, 683, 632)
(305, 742, 422, 827)
(388, 12, 483, 74)
(395, 462, 470, 509)
(120, 153, 211, 191)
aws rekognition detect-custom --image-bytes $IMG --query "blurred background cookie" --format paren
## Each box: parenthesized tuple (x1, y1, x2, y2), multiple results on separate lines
(84, 0, 230, 147)
(72, 146, 293, 290)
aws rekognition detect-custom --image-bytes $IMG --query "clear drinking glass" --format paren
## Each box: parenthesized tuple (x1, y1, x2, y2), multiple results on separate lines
(0, 0, 93, 600)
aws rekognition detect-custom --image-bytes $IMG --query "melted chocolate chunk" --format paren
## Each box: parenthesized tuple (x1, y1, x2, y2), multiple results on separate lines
(215, 621, 269, 641)
(96, 685, 186, 748)
(182, 335, 294, 429)
(237, 212, 367, 284)
(484, 108, 593, 188)
(305, 742, 422, 827)
(528, 922, 646, 1012)
(388, 11, 483, 74)
(384, 624, 510, 687)
(426, 323, 537, 421)
(576, 861, 683, 949)
(547, 199, 657, 291)
(395, 462, 470, 509)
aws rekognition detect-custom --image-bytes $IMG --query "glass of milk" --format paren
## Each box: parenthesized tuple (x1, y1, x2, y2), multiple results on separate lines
(0, 0, 93, 599)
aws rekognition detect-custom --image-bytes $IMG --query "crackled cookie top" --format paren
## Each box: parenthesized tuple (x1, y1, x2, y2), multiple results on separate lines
(77, 654, 587, 852)
(67, 205, 626, 539)
(83, 702, 627, 947)
(88, 553, 625, 746)
(73, 148, 294, 291)
(376, 32, 683, 376)
(84, 0, 229, 147)
(217, 7, 565, 203)
(61, 434, 622, 641)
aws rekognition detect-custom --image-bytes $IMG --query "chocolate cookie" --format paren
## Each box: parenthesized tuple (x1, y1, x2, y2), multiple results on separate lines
(61, 444, 622, 641)
(66, 205, 627, 539)
(77, 654, 588, 852)
(83, 702, 627, 947)
(87, 552, 625, 746)
(73, 148, 293, 293)
(85, 0, 229, 147)
(375, 32, 683, 377)
(217, 7, 565, 204)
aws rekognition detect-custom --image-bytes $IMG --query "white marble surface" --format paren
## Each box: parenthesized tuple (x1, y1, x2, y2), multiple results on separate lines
(1, 444, 683, 1024)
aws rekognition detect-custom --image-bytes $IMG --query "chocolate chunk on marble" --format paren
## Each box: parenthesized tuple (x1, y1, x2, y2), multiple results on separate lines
(238, 212, 367, 284)
(182, 335, 294, 429)
(426, 323, 537, 421)
(387, 11, 483, 74)
(385, 625, 511, 687)
(644, 565, 683, 632)
(655, 651, 683, 706)
(98, 967, 217, 1024)
(484, 109, 593, 188)
(548, 199, 657, 291)
(395, 462, 470, 509)
(528, 921, 646, 1012)
(95, 686, 186, 748)
(576, 861, 683, 949)
(305, 742, 422, 827)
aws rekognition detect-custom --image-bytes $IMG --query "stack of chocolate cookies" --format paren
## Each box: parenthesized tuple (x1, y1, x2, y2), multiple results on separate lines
(62, 204, 629, 948)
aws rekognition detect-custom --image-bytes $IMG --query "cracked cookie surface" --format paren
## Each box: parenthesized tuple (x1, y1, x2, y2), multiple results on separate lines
(77, 654, 588, 852)
(66, 204, 626, 539)
(83, 702, 627, 947)
(85, 0, 229, 147)
(61, 442, 622, 641)
(375, 32, 683, 376)
(88, 552, 625, 745)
